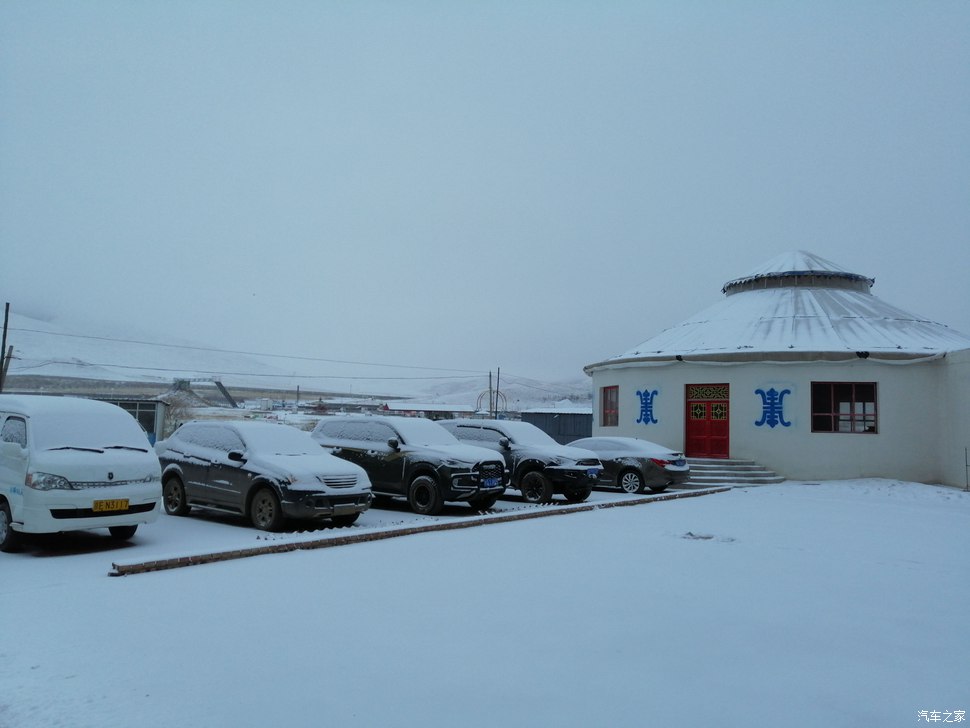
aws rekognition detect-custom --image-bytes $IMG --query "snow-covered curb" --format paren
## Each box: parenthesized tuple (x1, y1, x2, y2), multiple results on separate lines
(109, 487, 731, 576)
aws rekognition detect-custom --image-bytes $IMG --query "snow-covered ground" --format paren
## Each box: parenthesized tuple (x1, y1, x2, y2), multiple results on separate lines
(1, 481, 968, 727)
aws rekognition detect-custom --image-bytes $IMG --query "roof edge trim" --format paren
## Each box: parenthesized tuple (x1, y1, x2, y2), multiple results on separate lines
(584, 351, 949, 374)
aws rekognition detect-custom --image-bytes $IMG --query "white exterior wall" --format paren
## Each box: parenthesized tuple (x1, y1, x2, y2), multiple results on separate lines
(591, 357, 951, 484)
(941, 349, 970, 489)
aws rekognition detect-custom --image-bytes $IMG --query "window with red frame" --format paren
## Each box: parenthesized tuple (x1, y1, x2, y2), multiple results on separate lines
(811, 382, 877, 433)
(601, 385, 619, 427)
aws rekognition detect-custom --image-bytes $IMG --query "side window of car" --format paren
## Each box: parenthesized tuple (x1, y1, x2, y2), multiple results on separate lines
(315, 421, 341, 439)
(0, 416, 27, 447)
(454, 426, 486, 442)
(201, 426, 245, 453)
(319, 421, 367, 442)
(329, 421, 396, 444)
(317, 420, 404, 446)
(364, 423, 397, 443)
(478, 428, 506, 444)
(174, 425, 202, 450)
(178, 425, 243, 454)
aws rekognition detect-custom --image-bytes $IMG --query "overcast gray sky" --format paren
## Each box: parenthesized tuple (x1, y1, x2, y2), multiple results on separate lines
(2, 1, 968, 387)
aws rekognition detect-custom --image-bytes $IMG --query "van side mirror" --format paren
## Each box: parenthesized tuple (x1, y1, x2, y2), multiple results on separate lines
(228, 450, 246, 462)
(499, 437, 511, 450)
(387, 438, 400, 450)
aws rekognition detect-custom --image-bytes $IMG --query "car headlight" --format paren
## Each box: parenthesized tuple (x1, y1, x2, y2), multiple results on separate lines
(441, 458, 473, 468)
(27, 472, 74, 491)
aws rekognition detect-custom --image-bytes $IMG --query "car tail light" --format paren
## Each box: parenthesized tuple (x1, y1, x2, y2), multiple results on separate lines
(650, 458, 673, 467)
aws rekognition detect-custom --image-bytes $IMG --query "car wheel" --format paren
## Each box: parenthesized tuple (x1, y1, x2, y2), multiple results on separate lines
(520, 471, 554, 504)
(250, 487, 284, 531)
(469, 494, 498, 511)
(332, 513, 360, 528)
(163, 475, 191, 516)
(0, 502, 22, 553)
(407, 475, 443, 516)
(619, 469, 645, 494)
(109, 525, 138, 540)
(563, 485, 592, 503)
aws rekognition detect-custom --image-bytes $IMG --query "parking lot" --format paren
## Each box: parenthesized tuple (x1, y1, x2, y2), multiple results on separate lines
(4, 486, 724, 581)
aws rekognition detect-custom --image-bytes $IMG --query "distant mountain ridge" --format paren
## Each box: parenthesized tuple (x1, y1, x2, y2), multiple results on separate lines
(1, 312, 591, 409)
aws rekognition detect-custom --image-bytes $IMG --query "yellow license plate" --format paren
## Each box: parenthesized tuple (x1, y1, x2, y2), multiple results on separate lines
(93, 499, 129, 512)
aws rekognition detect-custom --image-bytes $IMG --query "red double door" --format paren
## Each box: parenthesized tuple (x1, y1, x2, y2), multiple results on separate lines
(685, 384, 730, 458)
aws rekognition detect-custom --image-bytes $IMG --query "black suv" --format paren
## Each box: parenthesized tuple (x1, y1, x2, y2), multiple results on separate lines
(439, 419, 602, 504)
(311, 416, 507, 515)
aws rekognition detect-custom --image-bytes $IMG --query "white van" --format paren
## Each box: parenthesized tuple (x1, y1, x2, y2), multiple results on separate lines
(0, 395, 162, 552)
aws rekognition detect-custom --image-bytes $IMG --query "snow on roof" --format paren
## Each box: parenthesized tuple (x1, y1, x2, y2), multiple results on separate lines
(587, 251, 970, 370)
(722, 250, 874, 293)
(521, 406, 592, 415)
(384, 402, 476, 413)
(521, 399, 592, 415)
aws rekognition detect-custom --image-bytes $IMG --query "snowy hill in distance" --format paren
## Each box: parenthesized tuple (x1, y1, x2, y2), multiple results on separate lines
(4, 311, 289, 385)
(1, 311, 591, 409)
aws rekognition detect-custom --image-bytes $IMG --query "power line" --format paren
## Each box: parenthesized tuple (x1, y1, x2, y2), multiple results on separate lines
(10, 357, 484, 382)
(7, 327, 582, 387)
(499, 372, 586, 395)
(9, 327, 488, 375)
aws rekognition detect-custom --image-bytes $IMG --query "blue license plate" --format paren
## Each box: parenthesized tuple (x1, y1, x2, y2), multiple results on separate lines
(484, 477, 500, 487)
(587, 469, 599, 477)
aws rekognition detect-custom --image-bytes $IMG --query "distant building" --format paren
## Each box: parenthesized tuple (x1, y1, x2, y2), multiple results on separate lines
(520, 401, 592, 444)
(584, 251, 970, 487)
(381, 402, 477, 420)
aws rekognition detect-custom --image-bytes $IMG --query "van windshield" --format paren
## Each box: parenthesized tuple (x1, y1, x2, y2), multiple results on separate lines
(32, 412, 150, 452)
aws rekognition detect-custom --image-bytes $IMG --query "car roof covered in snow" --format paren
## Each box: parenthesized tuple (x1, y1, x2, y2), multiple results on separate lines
(0, 394, 128, 417)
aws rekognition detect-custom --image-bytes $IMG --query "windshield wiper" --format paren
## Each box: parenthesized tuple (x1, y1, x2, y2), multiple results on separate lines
(47, 446, 105, 453)
(104, 445, 149, 453)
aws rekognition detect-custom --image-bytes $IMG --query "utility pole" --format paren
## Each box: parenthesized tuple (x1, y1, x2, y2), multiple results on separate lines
(0, 302, 9, 393)
(488, 371, 493, 416)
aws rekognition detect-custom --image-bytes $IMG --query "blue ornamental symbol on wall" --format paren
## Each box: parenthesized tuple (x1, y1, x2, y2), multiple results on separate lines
(755, 387, 791, 428)
(636, 389, 658, 425)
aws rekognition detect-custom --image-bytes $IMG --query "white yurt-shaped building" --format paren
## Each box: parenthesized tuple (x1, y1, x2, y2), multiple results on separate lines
(584, 251, 970, 486)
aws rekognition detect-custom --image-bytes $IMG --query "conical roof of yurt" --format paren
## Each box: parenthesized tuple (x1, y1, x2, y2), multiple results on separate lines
(587, 251, 970, 370)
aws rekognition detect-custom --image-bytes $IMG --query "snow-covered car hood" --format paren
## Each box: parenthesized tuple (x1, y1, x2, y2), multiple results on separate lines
(516, 443, 600, 464)
(406, 442, 504, 466)
(246, 451, 371, 492)
(31, 447, 161, 484)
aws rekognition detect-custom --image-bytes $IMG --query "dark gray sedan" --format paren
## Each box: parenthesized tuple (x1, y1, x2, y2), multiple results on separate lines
(567, 437, 689, 494)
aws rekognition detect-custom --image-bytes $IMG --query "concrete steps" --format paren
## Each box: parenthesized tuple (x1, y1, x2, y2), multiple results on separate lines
(685, 458, 786, 487)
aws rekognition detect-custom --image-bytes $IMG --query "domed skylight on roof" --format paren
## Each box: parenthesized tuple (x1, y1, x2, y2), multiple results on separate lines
(722, 250, 874, 295)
